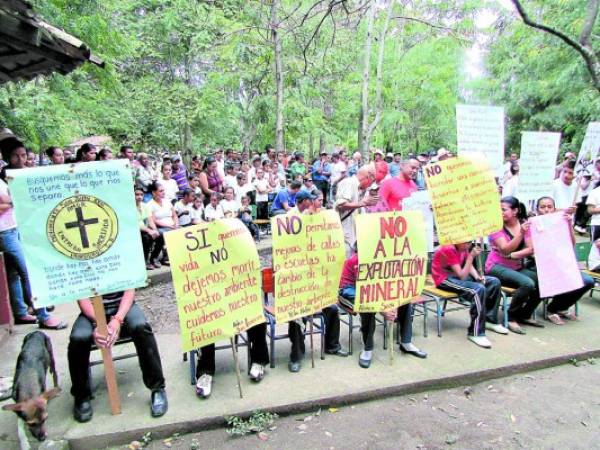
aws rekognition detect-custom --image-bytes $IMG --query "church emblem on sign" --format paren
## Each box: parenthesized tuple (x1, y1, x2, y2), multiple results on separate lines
(46, 195, 118, 260)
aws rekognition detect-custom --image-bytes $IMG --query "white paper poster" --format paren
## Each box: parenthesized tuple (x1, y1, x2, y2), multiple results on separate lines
(456, 104, 505, 171)
(576, 122, 600, 176)
(402, 191, 434, 252)
(518, 131, 561, 202)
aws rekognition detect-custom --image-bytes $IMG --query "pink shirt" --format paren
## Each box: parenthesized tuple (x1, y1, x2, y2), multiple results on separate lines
(379, 177, 418, 211)
(431, 245, 468, 286)
(485, 228, 530, 273)
(0, 180, 16, 231)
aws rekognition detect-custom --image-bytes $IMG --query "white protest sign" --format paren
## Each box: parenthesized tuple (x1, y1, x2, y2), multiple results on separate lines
(402, 191, 434, 252)
(576, 122, 600, 176)
(456, 104, 504, 171)
(518, 131, 561, 202)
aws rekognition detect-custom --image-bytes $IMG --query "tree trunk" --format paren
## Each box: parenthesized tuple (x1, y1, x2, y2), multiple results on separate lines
(271, 0, 285, 153)
(366, 0, 393, 146)
(358, 3, 375, 158)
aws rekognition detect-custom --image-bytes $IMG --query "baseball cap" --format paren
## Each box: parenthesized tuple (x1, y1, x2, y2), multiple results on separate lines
(296, 190, 316, 202)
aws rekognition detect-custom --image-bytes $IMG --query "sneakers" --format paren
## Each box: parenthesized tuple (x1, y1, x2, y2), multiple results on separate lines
(574, 225, 587, 234)
(485, 322, 509, 335)
(195, 374, 213, 398)
(358, 350, 372, 368)
(249, 363, 265, 382)
(468, 335, 492, 349)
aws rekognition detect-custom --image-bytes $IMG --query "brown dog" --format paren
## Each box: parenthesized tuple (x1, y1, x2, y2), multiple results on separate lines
(2, 331, 60, 442)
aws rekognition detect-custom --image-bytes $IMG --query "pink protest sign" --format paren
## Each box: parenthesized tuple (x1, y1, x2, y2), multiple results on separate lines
(530, 213, 583, 298)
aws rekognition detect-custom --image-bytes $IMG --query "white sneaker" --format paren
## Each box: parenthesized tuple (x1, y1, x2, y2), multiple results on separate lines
(195, 374, 213, 398)
(249, 363, 265, 382)
(574, 225, 586, 234)
(485, 323, 509, 335)
(468, 335, 492, 349)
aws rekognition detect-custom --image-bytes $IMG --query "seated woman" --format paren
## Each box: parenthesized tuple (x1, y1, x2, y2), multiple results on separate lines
(190, 194, 205, 225)
(67, 289, 167, 422)
(485, 196, 541, 334)
(536, 196, 594, 324)
(219, 187, 240, 218)
(432, 242, 507, 349)
(147, 181, 178, 265)
(135, 187, 163, 270)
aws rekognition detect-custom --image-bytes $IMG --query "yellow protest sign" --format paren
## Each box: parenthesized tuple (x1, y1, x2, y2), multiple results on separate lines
(355, 211, 427, 313)
(164, 219, 265, 352)
(425, 155, 502, 245)
(271, 210, 345, 323)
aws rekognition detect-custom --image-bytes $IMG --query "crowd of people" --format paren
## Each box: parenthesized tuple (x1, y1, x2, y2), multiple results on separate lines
(0, 127, 597, 422)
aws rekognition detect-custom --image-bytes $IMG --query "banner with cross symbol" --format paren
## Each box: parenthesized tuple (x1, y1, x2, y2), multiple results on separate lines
(7, 160, 146, 308)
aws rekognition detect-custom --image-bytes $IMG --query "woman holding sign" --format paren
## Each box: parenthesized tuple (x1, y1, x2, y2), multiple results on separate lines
(485, 197, 541, 334)
(535, 197, 594, 325)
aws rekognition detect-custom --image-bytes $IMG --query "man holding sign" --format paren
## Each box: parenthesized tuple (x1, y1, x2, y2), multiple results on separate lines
(68, 289, 167, 422)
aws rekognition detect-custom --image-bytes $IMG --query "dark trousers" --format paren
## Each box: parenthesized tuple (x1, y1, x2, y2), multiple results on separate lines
(438, 275, 501, 336)
(314, 180, 329, 205)
(195, 323, 269, 377)
(488, 264, 541, 321)
(339, 286, 377, 351)
(547, 272, 594, 313)
(256, 201, 269, 220)
(68, 303, 165, 401)
(141, 231, 164, 262)
(396, 303, 414, 344)
(288, 305, 340, 362)
(240, 215, 259, 239)
(575, 196, 589, 228)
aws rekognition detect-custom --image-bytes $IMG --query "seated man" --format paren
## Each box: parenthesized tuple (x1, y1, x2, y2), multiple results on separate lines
(287, 190, 348, 372)
(271, 180, 302, 216)
(431, 242, 508, 349)
(67, 289, 167, 422)
(338, 243, 396, 368)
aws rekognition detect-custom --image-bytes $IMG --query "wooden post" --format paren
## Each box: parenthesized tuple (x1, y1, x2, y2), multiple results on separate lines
(309, 317, 315, 368)
(477, 238, 485, 278)
(230, 338, 243, 399)
(387, 319, 394, 365)
(572, 175, 584, 208)
(90, 296, 121, 415)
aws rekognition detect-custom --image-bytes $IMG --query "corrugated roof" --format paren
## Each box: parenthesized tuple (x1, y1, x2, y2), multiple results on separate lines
(0, 0, 104, 83)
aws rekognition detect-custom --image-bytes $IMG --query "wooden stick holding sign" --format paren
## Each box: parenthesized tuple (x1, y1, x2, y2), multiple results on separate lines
(230, 337, 243, 399)
(387, 319, 394, 365)
(90, 296, 121, 415)
(309, 317, 315, 368)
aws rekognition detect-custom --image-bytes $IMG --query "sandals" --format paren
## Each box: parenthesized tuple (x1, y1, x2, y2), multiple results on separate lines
(507, 321, 526, 335)
(39, 319, 68, 330)
(558, 311, 578, 321)
(519, 318, 545, 328)
(14, 314, 37, 325)
(547, 313, 565, 325)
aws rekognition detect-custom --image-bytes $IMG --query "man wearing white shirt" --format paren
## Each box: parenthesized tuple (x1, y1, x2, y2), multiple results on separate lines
(253, 169, 271, 219)
(234, 172, 254, 204)
(552, 160, 577, 211)
(223, 163, 238, 189)
(214, 149, 225, 180)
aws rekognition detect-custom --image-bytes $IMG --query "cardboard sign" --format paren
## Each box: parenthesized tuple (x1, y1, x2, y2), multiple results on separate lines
(355, 211, 427, 313)
(7, 160, 146, 307)
(518, 131, 561, 202)
(402, 191, 434, 252)
(530, 213, 583, 298)
(164, 219, 265, 352)
(456, 104, 505, 171)
(271, 210, 345, 322)
(425, 155, 502, 245)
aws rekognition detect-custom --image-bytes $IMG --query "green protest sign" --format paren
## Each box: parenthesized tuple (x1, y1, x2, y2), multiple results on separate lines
(7, 160, 146, 307)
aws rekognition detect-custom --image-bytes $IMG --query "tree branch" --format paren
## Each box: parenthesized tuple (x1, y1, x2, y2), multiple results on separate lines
(580, 0, 599, 47)
(510, 0, 600, 92)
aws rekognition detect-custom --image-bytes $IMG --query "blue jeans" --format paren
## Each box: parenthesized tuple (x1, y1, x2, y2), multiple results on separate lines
(0, 228, 49, 322)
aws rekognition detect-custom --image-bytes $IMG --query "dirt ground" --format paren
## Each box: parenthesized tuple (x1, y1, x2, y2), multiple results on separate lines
(108, 361, 600, 450)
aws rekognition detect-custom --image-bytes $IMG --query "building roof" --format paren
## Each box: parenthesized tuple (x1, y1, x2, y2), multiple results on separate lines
(0, 0, 104, 83)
